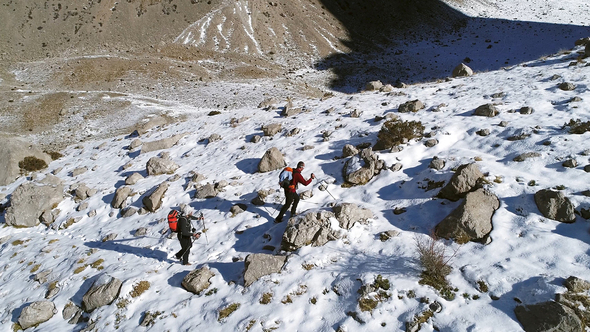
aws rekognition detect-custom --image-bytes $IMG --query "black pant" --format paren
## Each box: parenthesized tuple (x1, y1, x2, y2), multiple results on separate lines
(176, 236, 192, 264)
(276, 190, 299, 222)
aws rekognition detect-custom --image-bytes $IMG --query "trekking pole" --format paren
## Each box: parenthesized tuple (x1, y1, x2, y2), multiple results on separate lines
(318, 178, 337, 200)
(200, 212, 209, 245)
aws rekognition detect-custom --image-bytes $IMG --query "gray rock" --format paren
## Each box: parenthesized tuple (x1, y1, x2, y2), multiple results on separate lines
(45, 285, 60, 299)
(182, 267, 215, 294)
(129, 138, 142, 150)
(135, 115, 171, 136)
(142, 182, 169, 212)
(77, 202, 89, 212)
(141, 134, 186, 154)
(562, 159, 578, 168)
(365, 80, 383, 91)
(343, 148, 383, 185)
(380, 230, 400, 241)
(380, 84, 394, 92)
(473, 104, 499, 117)
(429, 157, 445, 170)
(72, 167, 88, 177)
(34, 270, 52, 284)
(398, 100, 425, 113)
(515, 301, 582, 332)
(40, 174, 63, 186)
(499, 121, 509, 127)
(342, 144, 359, 158)
(121, 207, 138, 217)
(584, 165, 590, 173)
(62, 302, 83, 324)
(125, 172, 144, 185)
(111, 186, 132, 209)
(251, 189, 272, 206)
(251, 135, 262, 143)
(281, 211, 337, 251)
(262, 123, 282, 136)
(435, 189, 500, 243)
(332, 203, 373, 230)
(146, 156, 179, 176)
(282, 107, 302, 117)
(258, 97, 279, 109)
(74, 184, 93, 201)
(437, 163, 484, 201)
(519, 106, 534, 115)
(534, 189, 576, 223)
(452, 63, 473, 77)
(208, 133, 222, 143)
(350, 109, 362, 118)
(476, 129, 490, 136)
(513, 152, 542, 162)
(390, 163, 403, 172)
(5, 182, 64, 227)
(244, 253, 288, 287)
(300, 190, 313, 200)
(0, 136, 52, 186)
(194, 183, 217, 199)
(40, 209, 56, 225)
(424, 139, 439, 147)
(82, 274, 123, 312)
(258, 147, 286, 173)
(564, 276, 590, 293)
(230, 203, 248, 216)
(559, 82, 576, 91)
(18, 301, 56, 329)
(102, 233, 117, 242)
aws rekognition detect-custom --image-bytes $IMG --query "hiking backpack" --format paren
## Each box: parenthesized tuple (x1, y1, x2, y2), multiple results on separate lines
(168, 210, 180, 232)
(279, 167, 293, 189)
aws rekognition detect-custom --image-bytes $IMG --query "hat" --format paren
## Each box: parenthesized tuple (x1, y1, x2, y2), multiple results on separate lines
(180, 204, 191, 215)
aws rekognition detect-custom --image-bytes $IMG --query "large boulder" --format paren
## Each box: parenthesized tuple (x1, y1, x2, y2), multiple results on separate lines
(473, 104, 499, 117)
(82, 274, 122, 312)
(194, 183, 218, 199)
(18, 301, 56, 329)
(0, 136, 52, 186)
(243, 253, 288, 287)
(281, 211, 337, 251)
(111, 186, 132, 209)
(142, 182, 169, 212)
(534, 189, 576, 223)
(257, 147, 286, 173)
(140, 133, 187, 154)
(437, 163, 484, 201)
(343, 148, 384, 185)
(262, 123, 282, 136)
(146, 156, 179, 176)
(182, 267, 215, 294)
(398, 100, 425, 113)
(452, 63, 473, 77)
(332, 203, 373, 230)
(435, 189, 500, 243)
(5, 182, 64, 227)
(515, 301, 582, 332)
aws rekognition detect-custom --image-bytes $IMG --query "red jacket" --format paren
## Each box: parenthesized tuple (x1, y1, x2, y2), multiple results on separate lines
(289, 168, 313, 193)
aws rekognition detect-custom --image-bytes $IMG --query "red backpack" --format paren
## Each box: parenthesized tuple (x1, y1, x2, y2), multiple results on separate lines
(168, 210, 179, 232)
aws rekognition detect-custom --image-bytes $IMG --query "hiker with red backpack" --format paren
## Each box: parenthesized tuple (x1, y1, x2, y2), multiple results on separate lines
(170, 205, 202, 265)
(275, 161, 315, 223)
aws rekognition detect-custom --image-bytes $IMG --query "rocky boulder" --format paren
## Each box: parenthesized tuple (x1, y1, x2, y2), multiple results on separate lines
(452, 63, 474, 77)
(146, 156, 179, 176)
(258, 147, 286, 173)
(473, 104, 499, 117)
(182, 267, 215, 294)
(125, 172, 144, 185)
(365, 80, 383, 91)
(194, 183, 217, 199)
(0, 136, 53, 186)
(141, 133, 186, 154)
(142, 182, 169, 212)
(534, 189, 576, 223)
(262, 123, 282, 136)
(343, 148, 384, 185)
(18, 301, 56, 329)
(398, 100, 425, 113)
(437, 163, 484, 201)
(82, 274, 123, 312)
(5, 182, 64, 227)
(281, 211, 338, 251)
(111, 186, 132, 209)
(243, 253, 288, 287)
(332, 203, 373, 229)
(563, 276, 590, 293)
(515, 301, 582, 332)
(73, 184, 97, 202)
(435, 189, 500, 243)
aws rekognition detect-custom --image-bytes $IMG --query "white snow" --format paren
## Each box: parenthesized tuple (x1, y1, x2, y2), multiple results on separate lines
(1, 1, 590, 332)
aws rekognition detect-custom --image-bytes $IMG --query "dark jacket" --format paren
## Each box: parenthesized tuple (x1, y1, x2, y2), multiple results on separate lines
(177, 215, 194, 238)
(288, 168, 313, 193)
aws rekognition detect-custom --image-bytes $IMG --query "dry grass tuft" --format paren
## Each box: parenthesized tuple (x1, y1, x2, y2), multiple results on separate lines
(130, 281, 150, 298)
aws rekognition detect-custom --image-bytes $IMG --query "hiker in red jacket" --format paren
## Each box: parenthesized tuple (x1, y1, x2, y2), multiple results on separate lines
(275, 161, 315, 223)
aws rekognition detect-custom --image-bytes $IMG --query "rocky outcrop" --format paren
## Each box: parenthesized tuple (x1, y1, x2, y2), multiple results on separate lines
(343, 148, 385, 185)
(82, 274, 123, 312)
(332, 203, 373, 230)
(243, 253, 288, 287)
(18, 301, 56, 329)
(73, 184, 97, 202)
(0, 136, 52, 186)
(182, 267, 215, 294)
(146, 156, 179, 176)
(5, 181, 64, 227)
(258, 147, 286, 173)
(515, 301, 582, 332)
(534, 189, 576, 223)
(452, 63, 473, 77)
(281, 211, 338, 251)
(437, 163, 483, 201)
(435, 189, 500, 243)
(142, 182, 169, 212)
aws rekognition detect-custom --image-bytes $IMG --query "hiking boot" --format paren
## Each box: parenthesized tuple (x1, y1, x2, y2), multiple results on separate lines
(274, 217, 283, 223)
(182, 262, 191, 266)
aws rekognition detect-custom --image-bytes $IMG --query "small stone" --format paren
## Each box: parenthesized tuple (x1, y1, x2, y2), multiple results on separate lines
(499, 121, 509, 127)
(559, 82, 576, 91)
(476, 129, 490, 136)
(519, 107, 534, 115)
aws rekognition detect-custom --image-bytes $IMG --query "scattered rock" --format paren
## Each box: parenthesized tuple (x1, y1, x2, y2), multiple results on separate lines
(519, 107, 534, 115)
(343, 148, 384, 185)
(350, 109, 362, 118)
(513, 152, 542, 162)
(534, 189, 576, 223)
(142, 182, 169, 212)
(380, 230, 400, 241)
(499, 121, 509, 127)
(182, 267, 215, 294)
(258, 147, 286, 173)
(5, 182, 64, 227)
(452, 63, 473, 77)
(230, 203, 248, 216)
(473, 104, 499, 117)
(0, 136, 52, 186)
(194, 183, 218, 199)
(365, 80, 383, 91)
(121, 207, 137, 217)
(208, 133, 222, 143)
(562, 159, 578, 168)
(71, 167, 88, 177)
(332, 203, 373, 230)
(146, 156, 179, 176)
(82, 274, 123, 312)
(390, 163, 403, 172)
(251, 135, 261, 143)
(258, 97, 279, 110)
(125, 172, 144, 185)
(559, 82, 576, 91)
(437, 163, 483, 201)
(244, 253, 288, 287)
(281, 211, 338, 251)
(134, 227, 148, 236)
(514, 301, 582, 332)
(18, 301, 56, 329)
(111, 186, 132, 209)
(398, 100, 425, 113)
(424, 139, 438, 147)
(129, 138, 142, 150)
(342, 144, 359, 158)
(476, 129, 490, 136)
(563, 276, 590, 293)
(262, 123, 282, 136)
(429, 156, 445, 170)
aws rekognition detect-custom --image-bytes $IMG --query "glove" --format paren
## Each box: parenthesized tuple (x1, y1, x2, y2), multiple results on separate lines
(311, 173, 315, 179)
(192, 227, 196, 232)
(193, 232, 201, 239)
